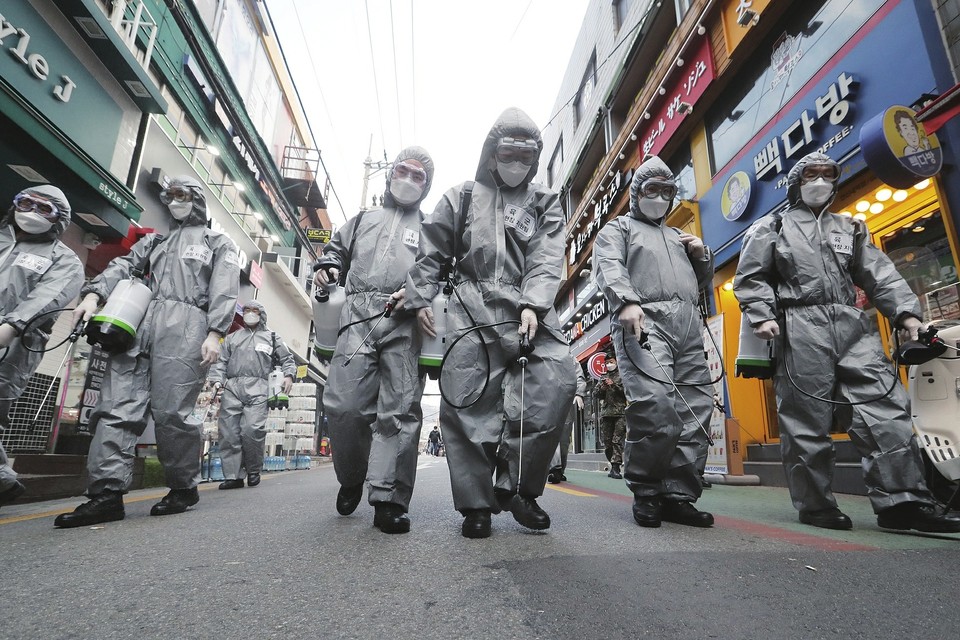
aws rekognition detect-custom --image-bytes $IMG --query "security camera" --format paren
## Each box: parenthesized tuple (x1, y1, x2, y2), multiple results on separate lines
(677, 102, 693, 115)
(737, 9, 759, 27)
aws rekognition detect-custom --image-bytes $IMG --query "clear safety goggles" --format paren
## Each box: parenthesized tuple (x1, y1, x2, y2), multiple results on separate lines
(13, 194, 60, 219)
(495, 138, 539, 166)
(392, 162, 428, 185)
(640, 179, 678, 201)
(800, 164, 840, 183)
(159, 186, 194, 204)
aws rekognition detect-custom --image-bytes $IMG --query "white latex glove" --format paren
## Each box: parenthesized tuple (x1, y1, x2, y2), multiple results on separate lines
(574, 395, 584, 410)
(73, 293, 100, 323)
(314, 266, 340, 287)
(200, 332, 222, 366)
(282, 376, 294, 394)
(519, 308, 538, 341)
(0, 323, 17, 348)
(899, 316, 923, 343)
(753, 320, 780, 340)
(389, 288, 407, 312)
(417, 307, 436, 338)
(618, 303, 645, 336)
(678, 232, 706, 260)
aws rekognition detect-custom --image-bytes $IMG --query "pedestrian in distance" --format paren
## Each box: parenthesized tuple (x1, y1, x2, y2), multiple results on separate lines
(734, 150, 960, 533)
(596, 351, 626, 480)
(56, 176, 240, 528)
(594, 155, 715, 529)
(427, 425, 441, 456)
(406, 108, 577, 538)
(207, 300, 296, 490)
(0, 186, 84, 510)
(315, 146, 435, 535)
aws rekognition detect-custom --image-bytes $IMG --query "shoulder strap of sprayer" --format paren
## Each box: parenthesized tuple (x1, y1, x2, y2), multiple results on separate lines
(338, 210, 368, 286)
(133, 234, 165, 281)
(271, 331, 279, 368)
(449, 181, 474, 286)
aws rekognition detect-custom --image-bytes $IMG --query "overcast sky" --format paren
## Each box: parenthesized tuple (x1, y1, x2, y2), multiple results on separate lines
(266, 0, 590, 229)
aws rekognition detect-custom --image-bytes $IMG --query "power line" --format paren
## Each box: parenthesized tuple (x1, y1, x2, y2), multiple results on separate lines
(363, 0, 388, 156)
(410, 0, 417, 141)
(509, 0, 534, 42)
(389, 0, 403, 148)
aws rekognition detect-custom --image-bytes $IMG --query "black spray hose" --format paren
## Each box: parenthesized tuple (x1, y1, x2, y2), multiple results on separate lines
(620, 319, 726, 388)
(437, 319, 516, 410)
(19, 308, 86, 354)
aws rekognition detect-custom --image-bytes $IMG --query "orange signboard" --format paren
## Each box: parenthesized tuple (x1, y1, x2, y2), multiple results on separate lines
(721, 0, 773, 57)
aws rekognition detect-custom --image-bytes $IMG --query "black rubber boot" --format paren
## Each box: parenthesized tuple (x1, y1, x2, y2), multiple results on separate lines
(799, 507, 853, 530)
(246, 473, 261, 487)
(661, 500, 714, 528)
(877, 502, 960, 533)
(461, 509, 492, 538)
(608, 463, 622, 479)
(54, 491, 125, 528)
(373, 502, 411, 534)
(632, 496, 662, 528)
(150, 487, 199, 516)
(335, 483, 364, 516)
(218, 479, 245, 490)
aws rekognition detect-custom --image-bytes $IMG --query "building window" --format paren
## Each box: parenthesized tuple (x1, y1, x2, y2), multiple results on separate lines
(573, 53, 597, 128)
(674, 0, 693, 25)
(668, 147, 696, 202)
(612, 0, 630, 31)
(547, 138, 564, 189)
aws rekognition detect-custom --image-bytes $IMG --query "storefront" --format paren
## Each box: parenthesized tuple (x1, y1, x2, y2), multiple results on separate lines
(1, 1, 165, 455)
(700, 0, 960, 444)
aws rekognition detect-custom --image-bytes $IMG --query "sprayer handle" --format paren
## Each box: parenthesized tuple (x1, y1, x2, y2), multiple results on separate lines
(384, 300, 395, 318)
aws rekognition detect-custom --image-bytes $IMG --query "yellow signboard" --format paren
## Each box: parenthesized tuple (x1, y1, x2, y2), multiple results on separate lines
(296, 365, 308, 380)
(721, 0, 772, 57)
(306, 228, 331, 243)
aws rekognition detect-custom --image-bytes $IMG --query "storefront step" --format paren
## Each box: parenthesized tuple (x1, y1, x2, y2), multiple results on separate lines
(8, 455, 145, 505)
(746, 441, 864, 463)
(743, 461, 868, 496)
(566, 453, 614, 473)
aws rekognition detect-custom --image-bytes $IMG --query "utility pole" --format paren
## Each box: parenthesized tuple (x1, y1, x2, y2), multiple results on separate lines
(359, 134, 391, 212)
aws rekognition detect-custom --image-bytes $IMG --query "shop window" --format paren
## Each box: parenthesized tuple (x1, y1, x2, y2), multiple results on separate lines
(177, 119, 199, 156)
(573, 53, 597, 128)
(612, 0, 630, 32)
(667, 147, 696, 202)
(706, 0, 885, 173)
(674, 0, 693, 25)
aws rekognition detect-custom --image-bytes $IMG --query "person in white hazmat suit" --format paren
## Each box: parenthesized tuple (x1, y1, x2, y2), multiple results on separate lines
(734, 151, 960, 533)
(207, 300, 296, 489)
(406, 108, 577, 539)
(55, 176, 239, 528)
(0, 186, 83, 509)
(593, 156, 715, 529)
(314, 146, 434, 534)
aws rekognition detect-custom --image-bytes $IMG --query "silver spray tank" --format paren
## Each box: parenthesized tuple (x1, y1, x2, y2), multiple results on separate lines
(311, 258, 346, 359)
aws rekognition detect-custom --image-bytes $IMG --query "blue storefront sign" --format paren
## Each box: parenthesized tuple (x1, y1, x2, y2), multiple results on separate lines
(702, 0, 945, 265)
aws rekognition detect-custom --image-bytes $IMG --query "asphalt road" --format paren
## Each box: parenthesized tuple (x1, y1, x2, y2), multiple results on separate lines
(2, 457, 959, 639)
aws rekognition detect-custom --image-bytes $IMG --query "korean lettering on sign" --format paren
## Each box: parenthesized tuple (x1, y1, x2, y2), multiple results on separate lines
(568, 171, 625, 265)
(754, 72, 858, 181)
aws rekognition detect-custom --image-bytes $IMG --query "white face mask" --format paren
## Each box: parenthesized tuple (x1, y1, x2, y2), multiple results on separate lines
(638, 198, 670, 221)
(496, 161, 530, 188)
(606, 363, 617, 372)
(390, 177, 424, 206)
(800, 178, 834, 208)
(243, 312, 260, 326)
(168, 200, 193, 220)
(14, 211, 54, 234)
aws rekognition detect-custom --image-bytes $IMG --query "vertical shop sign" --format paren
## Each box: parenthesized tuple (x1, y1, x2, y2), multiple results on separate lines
(77, 345, 110, 434)
(703, 315, 729, 475)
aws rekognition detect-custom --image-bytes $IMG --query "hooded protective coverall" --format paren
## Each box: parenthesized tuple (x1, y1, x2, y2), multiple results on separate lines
(593, 156, 713, 503)
(321, 146, 434, 511)
(734, 152, 935, 513)
(83, 176, 240, 494)
(406, 109, 577, 512)
(208, 301, 296, 480)
(0, 186, 83, 496)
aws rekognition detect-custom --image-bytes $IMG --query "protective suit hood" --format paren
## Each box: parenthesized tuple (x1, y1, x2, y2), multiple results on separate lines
(628, 156, 674, 224)
(787, 152, 840, 210)
(165, 175, 208, 227)
(383, 146, 435, 210)
(241, 299, 268, 330)
(475, 107, 543, 189)
(3, 184, 72, 240)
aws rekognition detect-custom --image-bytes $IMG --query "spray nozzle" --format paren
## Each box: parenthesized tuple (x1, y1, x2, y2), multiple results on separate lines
(517, 334, 534, 367)
(384, 299, 395, 318)
(895, 325, 947, 365)
(638, 330, 650, 349)
(68, 319, 86, 343)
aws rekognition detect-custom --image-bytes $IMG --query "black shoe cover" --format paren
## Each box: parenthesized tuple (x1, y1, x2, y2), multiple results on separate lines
(373, 502, 411, 534)
(54, 491, 125, 528)
(509, 495, 550, 530)
(461, 510, 492, 538)
(336, 483, 364, 516)
(877, 502, 960, 533)
(799, 507, 852, 530)
(661, 500, 714, 528)
(150, 487, 199, 516)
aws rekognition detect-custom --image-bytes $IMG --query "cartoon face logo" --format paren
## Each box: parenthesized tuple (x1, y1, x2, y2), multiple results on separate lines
(721, 171, 752, 221)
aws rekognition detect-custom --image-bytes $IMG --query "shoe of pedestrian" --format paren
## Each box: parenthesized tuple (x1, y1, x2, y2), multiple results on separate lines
(547, 469, 562, 484)
(461, 509, 492, 539)
(492, 489, 514, 515)
(877, 502, 960, 533)
(661, 500, 714, 528)
(336, 483, 364, 516)
(373, 502, 411, 534)
(509, 495, 551, 530)
(247, 473, 261, 487)
(799, 507, 852, 530)
(608, 463, 623, 479)
(150, 487, 200, 516)
(632, 496, 662, 528)
(701, 475, 713, 489)
(218, 479, 244, 490)
(54, 491, 125, 528)
(0, 480, 26, 508)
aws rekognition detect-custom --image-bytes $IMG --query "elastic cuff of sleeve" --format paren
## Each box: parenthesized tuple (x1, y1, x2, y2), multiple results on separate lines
(892, 311, 921, 329)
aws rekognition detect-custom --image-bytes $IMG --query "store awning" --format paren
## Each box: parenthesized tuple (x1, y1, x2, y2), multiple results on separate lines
(0, 85, 142, 238)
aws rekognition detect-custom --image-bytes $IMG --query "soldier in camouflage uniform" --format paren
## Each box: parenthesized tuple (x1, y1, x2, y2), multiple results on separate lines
(596, 351, 626, 479)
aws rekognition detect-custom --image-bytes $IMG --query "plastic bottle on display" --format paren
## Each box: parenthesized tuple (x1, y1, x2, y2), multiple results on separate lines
(419, 289, 449, 369)
(312, 282, 346, 359)
(85, 278, 154, 353)
(210, 443, 224, 481)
